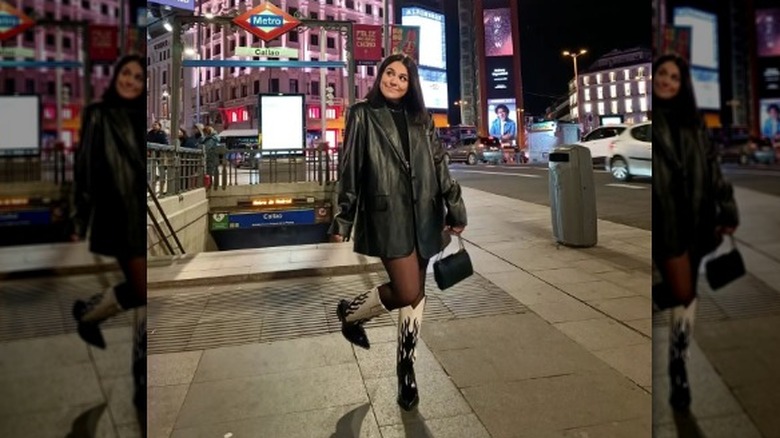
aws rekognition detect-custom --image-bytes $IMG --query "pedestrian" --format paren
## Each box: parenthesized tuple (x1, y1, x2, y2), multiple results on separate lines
(652, 53, 739, 411)
(202, 125, 221, 185)
(178, 127, 198, 148)
(331, 53, 467, 411)
(70, 54, 148, 433)
(147, 120, 168, 144)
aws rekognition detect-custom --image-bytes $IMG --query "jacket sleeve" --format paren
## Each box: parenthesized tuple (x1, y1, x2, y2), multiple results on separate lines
(701, 125, 739, 227)
(428, 118, 467, 227)
(329, 105, 366, 238)
(71, 105, 99, 238)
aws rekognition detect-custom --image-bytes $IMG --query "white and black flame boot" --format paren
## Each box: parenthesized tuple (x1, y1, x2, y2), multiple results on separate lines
(336, 286, 387, 349)
(669, 297, 697, 411)
(72, 283, 143, 349)
(397, 296, 425, 411)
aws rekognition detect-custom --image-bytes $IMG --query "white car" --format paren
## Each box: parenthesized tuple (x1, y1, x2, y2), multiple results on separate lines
(605, 121, 652, 181)
(578, 125, 628, 166)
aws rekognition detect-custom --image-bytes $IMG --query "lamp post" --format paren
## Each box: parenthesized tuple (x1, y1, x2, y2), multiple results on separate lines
(562, 49, 587, 126)
(454, 99, 467, 125)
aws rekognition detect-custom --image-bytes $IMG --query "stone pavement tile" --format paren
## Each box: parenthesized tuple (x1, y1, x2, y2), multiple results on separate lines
(174, 363, 367, 428)
(482, 271, 571, 305)
(526, 295, 603, 324)
(467, 246, 520, 274)
(561, 416, 651, 437)
(732, 381, 780, 438)
(365, 370, 472, 427)
(148, 351, 203, 387)
(423, 315, 605, 388)
(91, 340, 134, 380)
(364, 325, 399, 344)
(379, 413, 491, 438)
(0, 403, 117, 438)
(558, 280, 635, 301)
(700, 413, 765, 438)
(554, 318, 647, 352)
(587, 296, 652, 322)
(169, 403, 381, 438)
(625, 318, 652, 337)
(533, 268, 603, 286)
(591, 342, 652, 388)
(148, 384, 190, 438)
(117, 421, 143, 438)
(103, 375, 141, 428)
(353, 339, 440, 379)
(193, 333, 353, 382)
(569, 258, 621, 274)
(0, 363, 103, 415)
(462, 372, 650, 438)
(0, 334, 90, 376)
(594, 269, 651, 295)
(702, 348, 772, 388)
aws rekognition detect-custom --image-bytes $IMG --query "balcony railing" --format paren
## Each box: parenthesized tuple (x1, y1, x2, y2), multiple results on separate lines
(147, 142, 205, 198)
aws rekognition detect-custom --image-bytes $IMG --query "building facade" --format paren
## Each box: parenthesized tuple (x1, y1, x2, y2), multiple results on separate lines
(147, 0, 392, 144)
(0, 0, 125, 145)
(569, 48, 653, 133)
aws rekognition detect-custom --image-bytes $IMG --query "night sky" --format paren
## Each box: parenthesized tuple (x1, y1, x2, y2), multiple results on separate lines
(443, 0, 651, 119)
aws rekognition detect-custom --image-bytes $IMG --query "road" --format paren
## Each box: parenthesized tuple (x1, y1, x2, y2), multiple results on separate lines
(720, 164, 780, 197)
(448, 163, 652, 231)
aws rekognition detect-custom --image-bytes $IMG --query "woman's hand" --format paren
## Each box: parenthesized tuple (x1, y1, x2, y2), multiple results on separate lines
(330, 234, 345, 243)
(445, 225, 465, 236)
(716, 226, 737, 236)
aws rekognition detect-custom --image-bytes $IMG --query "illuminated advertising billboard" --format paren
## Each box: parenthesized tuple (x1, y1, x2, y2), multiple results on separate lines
(673, 7, 718, 69)
(483, 8, 513, 57)
(258, 94, 305, 151)
(760, 98, 780, 140)
(486, 57, 514, 99)
(0, 95, 40, 156)
(418, 67, 449, 110)
(486, 98, 517, 144)
(758, 62, 780, 96)
(756, 8, 780, 58)
(401, 7, 446, 70)
(690, 68, 721, 110)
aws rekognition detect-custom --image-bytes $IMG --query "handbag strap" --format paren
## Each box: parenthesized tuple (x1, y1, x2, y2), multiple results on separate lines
(436, 234, 465, 262)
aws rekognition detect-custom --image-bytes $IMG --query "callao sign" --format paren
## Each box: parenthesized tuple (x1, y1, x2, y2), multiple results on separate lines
(0, 1, 34, 41)
(233, 2, 301, 43)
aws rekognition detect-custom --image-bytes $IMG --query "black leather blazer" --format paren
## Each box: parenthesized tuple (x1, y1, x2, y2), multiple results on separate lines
(72, 102, 146, 257)
(652, 110, 739, 262)
(330, 100, 467, 259)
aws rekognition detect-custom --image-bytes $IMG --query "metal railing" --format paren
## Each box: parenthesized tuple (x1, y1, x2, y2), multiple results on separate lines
(0, 148, 73, 184)
(147, 142, 204, 198)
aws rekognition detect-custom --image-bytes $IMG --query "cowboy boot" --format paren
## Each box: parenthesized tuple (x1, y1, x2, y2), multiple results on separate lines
(72, 283, 143, 349)
(397, 296, 425, 411)
(669, 297, 697, 411)
(336, 286, 387, 349)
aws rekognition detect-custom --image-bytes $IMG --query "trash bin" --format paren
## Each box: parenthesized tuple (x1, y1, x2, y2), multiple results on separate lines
(548, 144, 597, 247)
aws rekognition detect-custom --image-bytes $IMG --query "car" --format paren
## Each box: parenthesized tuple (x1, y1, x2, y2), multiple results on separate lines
(577, 125, 628, 166)
(443, 136, 503, 165)
(605, 121, 652, 181)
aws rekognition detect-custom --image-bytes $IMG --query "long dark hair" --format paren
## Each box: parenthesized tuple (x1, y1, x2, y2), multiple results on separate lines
(365, 54, 429, 125)
(653, 54, 699, 127)
(102, 54, 146, 109)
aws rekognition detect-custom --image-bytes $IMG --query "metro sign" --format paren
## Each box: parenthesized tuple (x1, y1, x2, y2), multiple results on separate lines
(0, 1, 34, 41)
(233, 2, 300, 43)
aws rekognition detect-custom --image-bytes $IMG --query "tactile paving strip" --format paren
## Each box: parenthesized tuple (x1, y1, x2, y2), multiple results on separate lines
(652, 271, 780, 326)
(146, 272, 528, 355)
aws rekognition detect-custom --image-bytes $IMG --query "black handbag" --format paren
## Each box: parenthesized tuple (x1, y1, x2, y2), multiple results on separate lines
(705, 236, 746, 290)
(433, 235, 473, 290)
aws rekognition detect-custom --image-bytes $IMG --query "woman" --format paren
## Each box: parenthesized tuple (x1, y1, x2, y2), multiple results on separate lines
(653, 54, 739, 411)
(331, 54, 467, 411)
(202, 125, 221, 185)
(70, 55, 147, 431)
(178, 127, 198, 149)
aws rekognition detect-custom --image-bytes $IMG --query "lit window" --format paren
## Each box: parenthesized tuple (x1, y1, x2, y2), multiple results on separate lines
(639, 96, 648, 112)
(638, 81, 647, 95)
(609, 72, 616, 82)
(596, 74, 602, 84)
(582, 76, 590, 86)
(584, 89, 591, 102)
(624, 83, 631, 96)
(610, 85, 617, 98)
(611, 100, 618, 114)
(637, 67, 645, 78)
(584, 103, 592, 113)
(597, 87, 603, 99)
(623, 69, 630, 81)
(597, 102, 605, 115)
(625, 98, 634, 113)
(625, 116, 634, 124)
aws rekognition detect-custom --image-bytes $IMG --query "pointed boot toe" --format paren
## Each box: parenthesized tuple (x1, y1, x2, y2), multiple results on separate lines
(77, 322, 107, 349)
(337, 300, 370, 349)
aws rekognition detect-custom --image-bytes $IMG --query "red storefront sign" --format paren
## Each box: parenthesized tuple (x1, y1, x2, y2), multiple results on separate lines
(353, 24, 383, 66)
(88, 25, 119, 62)
(0, 1, 35, 41)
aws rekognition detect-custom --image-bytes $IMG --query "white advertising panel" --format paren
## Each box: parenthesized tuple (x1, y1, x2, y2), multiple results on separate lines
(401, 7, 446, 70)
(673, 7, 718, 69)
(418, 68, 448, 110)
(0, 96, 40, 155)
(259, 94, 305, 151)
(691, 67, 721, 110)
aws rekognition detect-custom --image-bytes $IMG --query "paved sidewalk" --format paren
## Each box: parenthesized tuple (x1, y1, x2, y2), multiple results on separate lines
(145, 186, 654, 437)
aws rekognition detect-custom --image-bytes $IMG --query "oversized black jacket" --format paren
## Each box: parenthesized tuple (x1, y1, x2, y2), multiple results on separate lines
(652, 110, 739, 263)
(330, 101, 467, 259)
(72, 102, 146, 257)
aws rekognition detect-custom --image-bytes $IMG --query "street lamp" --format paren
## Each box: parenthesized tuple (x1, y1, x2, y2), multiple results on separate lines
(562, 49, 587, 126)
(454, 99, 467, 125)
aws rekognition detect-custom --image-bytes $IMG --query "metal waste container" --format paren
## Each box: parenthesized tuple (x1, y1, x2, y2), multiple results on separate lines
(548, 144, 597, 247)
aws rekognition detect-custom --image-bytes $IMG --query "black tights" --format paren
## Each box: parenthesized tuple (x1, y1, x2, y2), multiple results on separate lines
(378, 249, 429, 311)
(115, 256, 146, 309)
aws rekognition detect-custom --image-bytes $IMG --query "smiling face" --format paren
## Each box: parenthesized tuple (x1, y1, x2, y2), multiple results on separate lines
(653, 60, 681, 101)
(496, 107, 508, 120)
(115, 60, 144, 100)
(379, 61, 409, 103)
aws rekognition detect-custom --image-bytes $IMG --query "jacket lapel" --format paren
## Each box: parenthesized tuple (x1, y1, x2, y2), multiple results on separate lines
(369, 106, 410, 171)
(104, 107, 144, 168)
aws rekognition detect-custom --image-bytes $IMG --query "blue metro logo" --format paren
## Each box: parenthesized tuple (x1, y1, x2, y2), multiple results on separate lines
(234, 2, 300, 43)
